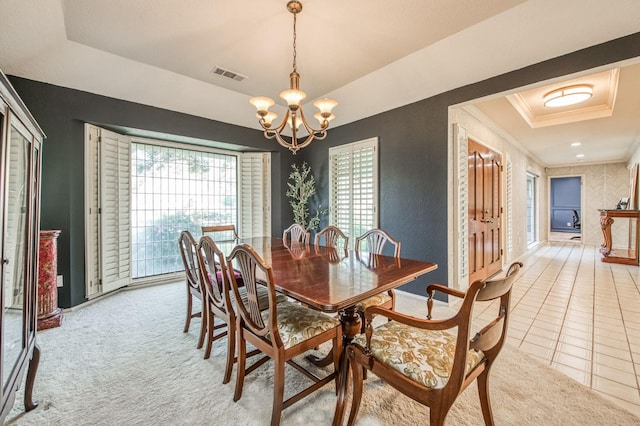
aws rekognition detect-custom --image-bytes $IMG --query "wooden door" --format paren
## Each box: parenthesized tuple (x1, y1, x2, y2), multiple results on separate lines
(468, 139, 503, 283)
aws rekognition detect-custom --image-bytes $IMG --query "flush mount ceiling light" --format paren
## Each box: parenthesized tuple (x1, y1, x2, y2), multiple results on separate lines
(543, 85, 593, 108)
(249, 1, 338, 154)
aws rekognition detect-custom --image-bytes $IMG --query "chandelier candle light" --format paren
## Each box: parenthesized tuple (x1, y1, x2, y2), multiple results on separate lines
(249, 1, 338, 154)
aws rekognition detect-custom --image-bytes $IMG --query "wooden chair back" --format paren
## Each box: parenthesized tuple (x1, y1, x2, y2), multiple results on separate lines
(314, 225, 349, 249)
(469, 261, 522, 358)
(178, 230, 200, 294)
(178, 230, 206, 347)
(227, 243, 278, 339)
(283, 223, 310, 245)
(201, 224, 239, 241)
(197, 236, 233, 313)
(196, 236, 241, 380)
(355, 228, 401, 258)
(229, 243, 342, 425)
(448, 262, 520, 376)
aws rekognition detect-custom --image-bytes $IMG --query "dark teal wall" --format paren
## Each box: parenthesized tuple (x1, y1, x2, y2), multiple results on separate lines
(8, 31, 640, 306)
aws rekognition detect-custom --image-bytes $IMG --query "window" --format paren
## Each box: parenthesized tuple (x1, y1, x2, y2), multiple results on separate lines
(329, 138, 378, 246)
(85, 124, 271, 297)
(130, 143, 237, 278)
(526, 172, 538, 244)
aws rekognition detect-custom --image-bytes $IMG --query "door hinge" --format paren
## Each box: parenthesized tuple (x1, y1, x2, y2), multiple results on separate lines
(500, 248, 504, 255)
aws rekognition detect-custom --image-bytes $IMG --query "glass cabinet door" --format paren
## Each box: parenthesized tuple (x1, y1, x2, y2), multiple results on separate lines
(27, 143, 40, 338)
(2, 121, 31, 391)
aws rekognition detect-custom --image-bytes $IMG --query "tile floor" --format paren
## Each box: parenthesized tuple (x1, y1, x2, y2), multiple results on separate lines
(396, 241, 640, 418)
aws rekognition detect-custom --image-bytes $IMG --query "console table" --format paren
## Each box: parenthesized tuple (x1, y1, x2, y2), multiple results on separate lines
(599, 209, 640, 265)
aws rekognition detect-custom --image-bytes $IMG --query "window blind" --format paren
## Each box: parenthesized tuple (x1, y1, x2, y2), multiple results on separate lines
(99, 128, 131, 293)
(240, 152, 271, 238)
(84, 125, 101, 298)
(329, 138, 378, 247)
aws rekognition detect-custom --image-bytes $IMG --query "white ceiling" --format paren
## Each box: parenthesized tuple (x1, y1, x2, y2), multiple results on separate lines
(468, 62, 640, 166)
(1, 0, 640, 166)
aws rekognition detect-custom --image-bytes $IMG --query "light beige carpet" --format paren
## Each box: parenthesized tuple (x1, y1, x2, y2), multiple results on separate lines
(6, 282, 640, 425)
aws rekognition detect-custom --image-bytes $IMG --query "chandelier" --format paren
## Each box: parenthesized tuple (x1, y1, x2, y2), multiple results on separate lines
(249, 1, 338, 154)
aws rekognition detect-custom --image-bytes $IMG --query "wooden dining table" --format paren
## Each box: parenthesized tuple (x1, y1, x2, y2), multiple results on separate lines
(218, 236, 438, 352)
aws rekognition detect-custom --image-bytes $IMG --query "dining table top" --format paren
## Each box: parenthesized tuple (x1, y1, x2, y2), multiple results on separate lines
(217, 236, 438, 313)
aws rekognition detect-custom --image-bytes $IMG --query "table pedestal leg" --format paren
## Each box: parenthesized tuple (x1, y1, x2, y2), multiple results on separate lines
(306, 306, 362, 367)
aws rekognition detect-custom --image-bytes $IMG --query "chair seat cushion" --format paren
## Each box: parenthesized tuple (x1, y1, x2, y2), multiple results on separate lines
(356, 292, 392, 312)
(352, 321, 484, 389)
(262, 302, 340, 349)
(216, 269, 243, 285)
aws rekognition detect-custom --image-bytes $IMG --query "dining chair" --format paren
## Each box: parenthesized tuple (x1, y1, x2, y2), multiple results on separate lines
(228, 243, 343, 426)
(201, 223, 245, 284)
(178, 230, 206, 349)
(314, 225, 349, 249)
(196, 236, 286, 383)
(333, 261, 523, 426)
(354, 228, 401, 326)
(282, 223, 310, 245)
(201, 224, 239, 241)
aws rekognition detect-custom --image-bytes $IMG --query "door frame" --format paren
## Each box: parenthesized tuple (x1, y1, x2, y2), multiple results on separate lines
(450, 123, 506, 291)
(547, 174, 584, 242)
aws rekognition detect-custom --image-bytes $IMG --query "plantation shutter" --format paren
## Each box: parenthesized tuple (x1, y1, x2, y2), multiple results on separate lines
(240, 152, 271, 238)
(84, 124, 101, 298)
(99, 128, 131, 293)
(329, 138, 378, 247)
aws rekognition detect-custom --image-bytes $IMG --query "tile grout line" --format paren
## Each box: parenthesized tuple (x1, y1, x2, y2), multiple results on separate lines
(519, 243, 577, 361)
(550, 243, 587, 370)
(617, 264, 640, 399)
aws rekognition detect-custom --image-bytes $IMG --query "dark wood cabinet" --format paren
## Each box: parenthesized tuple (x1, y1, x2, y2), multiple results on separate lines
(0, 69, 44, 421)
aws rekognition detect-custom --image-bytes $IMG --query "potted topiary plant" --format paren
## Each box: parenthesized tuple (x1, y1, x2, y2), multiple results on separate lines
(286, 162, 327, 231)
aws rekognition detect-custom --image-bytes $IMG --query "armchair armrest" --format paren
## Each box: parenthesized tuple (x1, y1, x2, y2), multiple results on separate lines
(426, 283, 466, 320)
(364, 306, 459, 331)
(426, 283, 466, 299)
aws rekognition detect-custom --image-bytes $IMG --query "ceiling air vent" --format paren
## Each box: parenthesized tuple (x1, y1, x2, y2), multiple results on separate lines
(211, 66, 247, 82)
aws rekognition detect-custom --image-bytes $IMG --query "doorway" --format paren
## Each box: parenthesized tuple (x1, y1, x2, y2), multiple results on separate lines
(549, 176, 582, 240)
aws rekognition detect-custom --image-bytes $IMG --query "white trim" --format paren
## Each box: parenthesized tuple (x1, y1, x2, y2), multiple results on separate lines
(84, 124, 101, 298)
(453, 124, 468, 290)
(506, 159, 513, 257)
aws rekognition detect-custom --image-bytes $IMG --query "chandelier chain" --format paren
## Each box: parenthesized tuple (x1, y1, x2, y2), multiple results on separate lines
(292, 12, 297, 73)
